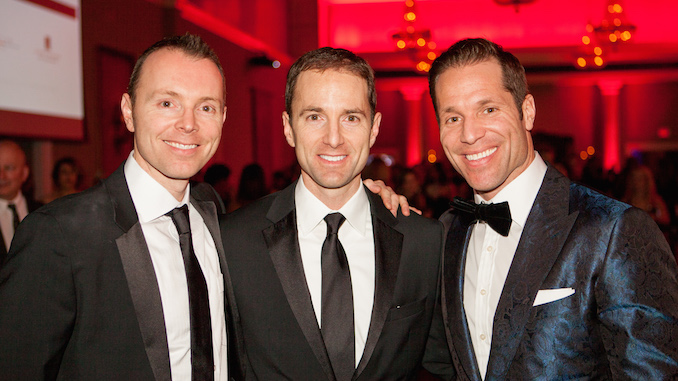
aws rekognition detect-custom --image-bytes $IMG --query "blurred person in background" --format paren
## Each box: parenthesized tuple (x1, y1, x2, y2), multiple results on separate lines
(394, 167, 428, 216)
(621, 159, 670, 226)
(204, 163, 233, 212)
(234, 163, 268, 210)
(42, 157, 82, 204)
(0, 140, 42, 265)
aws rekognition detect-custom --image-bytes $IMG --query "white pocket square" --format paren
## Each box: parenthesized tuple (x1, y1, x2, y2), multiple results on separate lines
(533, 288, 575, 306)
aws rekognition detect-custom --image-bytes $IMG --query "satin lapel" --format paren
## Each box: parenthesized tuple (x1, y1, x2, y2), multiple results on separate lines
(354, 190, 403, 378)
(441, 209, 481, 381)
(107, 165, 171, 381)
(263, 184, 335, 381)
(485, 167, 578, 380)
(191, 198, 222, 258)
(190, 186, 247, 379)
(189, 191, 226, 291)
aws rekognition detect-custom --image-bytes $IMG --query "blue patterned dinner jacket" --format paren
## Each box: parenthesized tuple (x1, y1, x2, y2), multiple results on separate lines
(438, 165, 678, 380)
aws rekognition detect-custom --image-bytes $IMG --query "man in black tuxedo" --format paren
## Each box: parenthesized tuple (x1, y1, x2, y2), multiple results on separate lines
(0, 140, 42, 266)
(0, 34, 237, 380)
(221, 47, 453, 380)
(427, 38, 678, 379)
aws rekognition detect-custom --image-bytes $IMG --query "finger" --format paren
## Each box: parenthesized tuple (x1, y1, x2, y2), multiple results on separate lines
(397, 195, 412, 216)
(363, 178, 383, 194)
(387, 192, 400, 216)
(379, 186, 394, 210)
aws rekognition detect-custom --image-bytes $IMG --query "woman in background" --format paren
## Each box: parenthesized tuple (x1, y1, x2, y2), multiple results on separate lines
(42, 157, 81, 204)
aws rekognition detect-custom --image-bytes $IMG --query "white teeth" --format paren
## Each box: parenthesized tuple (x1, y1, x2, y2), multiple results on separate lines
(466, 147, 497, 161)
(320, 155, 346, 162)
(166, 141, 198, 150)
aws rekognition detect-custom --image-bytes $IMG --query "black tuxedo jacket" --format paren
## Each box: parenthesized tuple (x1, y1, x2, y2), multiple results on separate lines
(438, 166, 678, 380)
(0, 196, 42, 266)
(0, 163, 241, 380)
(220, 182, 454, 380)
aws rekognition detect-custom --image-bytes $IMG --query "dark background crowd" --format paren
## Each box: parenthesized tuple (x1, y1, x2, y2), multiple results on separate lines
(196, 149, 678, 262)
(15, 143, 678, 261)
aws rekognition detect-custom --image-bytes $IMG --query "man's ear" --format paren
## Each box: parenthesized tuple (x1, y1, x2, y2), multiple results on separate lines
(222, 106, 227, 124)
(121, 94, 135, 133)
(282, 112, 296, 148)
(369, 112, 382, 148)
(522, 94, 536, 132)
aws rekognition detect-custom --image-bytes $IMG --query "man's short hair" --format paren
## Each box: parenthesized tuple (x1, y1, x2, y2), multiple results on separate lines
(285, 47, 377, 121)
(428, 38, 528, 121)
(127, 33, 225, 104)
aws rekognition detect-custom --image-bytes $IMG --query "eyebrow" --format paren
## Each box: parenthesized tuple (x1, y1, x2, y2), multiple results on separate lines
(441, 98, 495, 114)
(297, 107, 367, 117)
(344, 109, 367, 116)
(149, 90, 222, 105)
(298, 107, 324, 117)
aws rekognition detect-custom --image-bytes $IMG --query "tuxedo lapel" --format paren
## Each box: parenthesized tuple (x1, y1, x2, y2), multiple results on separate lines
(354, 190, 403, 378)
(190, 185, 231, 306)
(263, 183, 335, 381)
(485, 167, 578, 380)
(107, 165, 171, 381)
(440, 209, 481, 381)
(190, 184, 246, 379)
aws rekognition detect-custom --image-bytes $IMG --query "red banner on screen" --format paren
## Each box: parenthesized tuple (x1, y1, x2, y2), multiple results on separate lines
(22, 0, 76, 18)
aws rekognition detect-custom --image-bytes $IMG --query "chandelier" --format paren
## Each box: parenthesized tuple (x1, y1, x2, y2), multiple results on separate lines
(576, 0, 636, 69)
(391, 0, 437, 72)
(493, 0, 537, 12)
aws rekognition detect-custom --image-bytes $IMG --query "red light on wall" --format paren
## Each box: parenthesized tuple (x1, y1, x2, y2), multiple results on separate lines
(658, 126, 672, 139)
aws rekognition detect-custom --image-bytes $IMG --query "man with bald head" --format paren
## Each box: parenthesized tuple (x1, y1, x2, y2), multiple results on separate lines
(0, 140, 41, 265)
(0, 34, 234, 380)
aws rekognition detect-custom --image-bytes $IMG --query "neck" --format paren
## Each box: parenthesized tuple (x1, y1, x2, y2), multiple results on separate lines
(300, 173, 361, 211)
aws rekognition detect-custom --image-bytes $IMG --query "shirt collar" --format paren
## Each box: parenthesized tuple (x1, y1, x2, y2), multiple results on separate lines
(474, 151, 547, 228)
(0, 192, 25, 208)
(124, 151, 190, 223)
(294, 175, 370, 236)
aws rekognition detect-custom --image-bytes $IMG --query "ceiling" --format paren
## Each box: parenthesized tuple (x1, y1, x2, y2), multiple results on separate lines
(318, 0, 678, 73)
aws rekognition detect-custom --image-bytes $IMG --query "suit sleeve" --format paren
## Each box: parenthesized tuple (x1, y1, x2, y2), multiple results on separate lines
(421, 223, 457, 380)
(596, 207, 678, 379)
(422, 290, 457, 380)
(0, 211, 76, 380)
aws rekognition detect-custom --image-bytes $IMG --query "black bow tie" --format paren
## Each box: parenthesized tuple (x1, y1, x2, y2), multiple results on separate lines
(451, 196, 512, 236)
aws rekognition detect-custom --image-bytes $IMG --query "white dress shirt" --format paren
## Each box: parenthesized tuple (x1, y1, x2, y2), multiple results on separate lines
(295, 176, 375, 367)
(125, 152, 227, 381)
(463, 152, 547, 379)
(0, 192, 28, 251)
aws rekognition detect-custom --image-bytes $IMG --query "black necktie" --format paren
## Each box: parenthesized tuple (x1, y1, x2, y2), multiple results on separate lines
(321, 213, 354, 381)
(8, 203, 19, 232)
(451, 196, 512, 236)
(167, 205, 214, 381)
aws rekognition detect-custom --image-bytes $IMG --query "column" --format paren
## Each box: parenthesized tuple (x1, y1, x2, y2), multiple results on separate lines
(400, 85, 425, 167)
(31, 141, 53, 201)
(598, 80, 623, 172)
